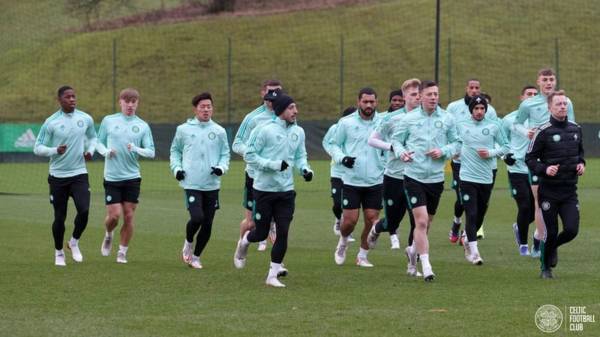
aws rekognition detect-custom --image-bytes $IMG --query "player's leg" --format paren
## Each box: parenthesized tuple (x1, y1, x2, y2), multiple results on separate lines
(553, 193, 580, 269)
(530, 175, 544, 257)
(68, 174, 90, 263)
(183, 190, 204, 263)
(449, 162, 463, 242)
(460, 181, 479, 263)
(266, 191, 295, 287)
(101, 180, 123, 256)
(510, 173, 534, 255)
(115, 178, 141, 263)
(331, 177, 343, 236)
(48, 175, 69, 266)
(189, 190, 219, 269)
(334, 185, 360, 265)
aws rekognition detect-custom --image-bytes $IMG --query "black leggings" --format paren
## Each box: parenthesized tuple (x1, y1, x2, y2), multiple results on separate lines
(509, 172, 535, 244)
(459, 181, 493, 242)
(48, 174, 90, 250)
(330, 177, 343, 220)
(248, 190, 296, 264)
(185, 190, 219, 256)
(539, 185, 579, 270)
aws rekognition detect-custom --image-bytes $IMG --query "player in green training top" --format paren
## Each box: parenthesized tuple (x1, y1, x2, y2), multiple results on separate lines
(96, 88, 155, 264)
(34, 86, 97, 266)
(171, 92, 230, 269)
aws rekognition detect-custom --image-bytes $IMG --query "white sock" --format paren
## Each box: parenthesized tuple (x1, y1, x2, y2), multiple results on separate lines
(241, 232, 250, 245)
(420, 253, 431, 270)
(468, 241, 479, 255)
(358, 247, 369, 259)
(69, 237, 78, 247)
(119, 245, 128, 254)
(105, 231, 113, 238)
(390, 234, 398, 239)
(192, 255, 200, 262)
(340, 235, 349, 245)
(268, 262, 281, 278)
(409, 244, 416, 255)
(454, 216, 461, 224)
(55, 249, 65, 256)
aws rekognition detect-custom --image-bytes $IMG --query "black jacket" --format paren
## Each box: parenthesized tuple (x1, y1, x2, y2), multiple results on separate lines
(525, 116, 585, 186)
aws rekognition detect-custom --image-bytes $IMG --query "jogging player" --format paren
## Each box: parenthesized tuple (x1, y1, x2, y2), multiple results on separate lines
(96, 88, 155, 264)
(390, 80, 458, 281)
(170, 92, 230, 269)
(232, 80, 282, 251)
(34, 86, 97, 266)
(525, 90, 584, 279)
(234, 94, 313, 287)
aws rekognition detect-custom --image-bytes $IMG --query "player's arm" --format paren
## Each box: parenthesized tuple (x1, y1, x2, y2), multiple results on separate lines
(441, 118, 459, 159)
(390, 121, 410, 160)
(214, 129, 230, 175)
(321, 124, 337, 157)
(245, 128, 281, 171)
(490, 123, 510, 158)
(84, 116, 97, 156)
(169, 127, 184, 176)
(95, 118, 111, 157)
(130, 125, 155, 158)
(33, 121, 59, 156)
(329, 121, 348, 164)
(231, 114, 254, 156)
(525, 129, 548, 176)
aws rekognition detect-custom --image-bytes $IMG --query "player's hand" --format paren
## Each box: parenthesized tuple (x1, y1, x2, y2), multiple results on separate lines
(127, 143, 135, 152)
(302, 169, 313, 182)
(527, 128, 536, 140)
(57, 144, 67, 155)
(83, 152, 92, 161)
(477, 149, 490, 159)
(576, 163, 585, 176)
(425, 148, 442, 159)
(341, 156, 356, 168)
(176, 170, 186, 181)
(211, 167, 223, 176)
(546, 164, 560, 177)
(280, 160, 289, 171)
(108, 149, 117, 158)
(503, 153, 516, 166)
(400, 151, 414, 162)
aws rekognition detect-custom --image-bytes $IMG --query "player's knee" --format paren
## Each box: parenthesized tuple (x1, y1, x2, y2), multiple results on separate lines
(190, 213, 204, 226)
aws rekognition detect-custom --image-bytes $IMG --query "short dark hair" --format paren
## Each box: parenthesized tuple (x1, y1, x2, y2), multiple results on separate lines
(466, 78, 480, 85)
(192, 92, 213, 106)
(538, 68, 556, 77)
(419, 80, 437, 92)
(341, 106, 356, 117)
(119, 88, 139, 101)
(358, 87, 377, 99)
(481, 92, 492, 104)
(57, 86, 73, 98)
(262, 79, 282, 88)
(521, 85, 537, 95)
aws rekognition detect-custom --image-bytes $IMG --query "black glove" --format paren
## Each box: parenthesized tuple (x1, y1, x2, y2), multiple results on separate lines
(176, 170, 186, 181)
(341, 156, 356, 168)
(503, 153, 516, 166)
(302, 169, 313, 182)
(211, 167, 223, 176)
(280, 160, 289, 171)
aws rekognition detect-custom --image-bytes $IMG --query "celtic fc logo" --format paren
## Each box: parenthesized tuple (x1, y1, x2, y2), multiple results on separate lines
(132, 126, 140, 133)
(535, 305, 563, 333)
(482, 128, 490, 135)
(434, 121, 443, 128)
(208, 132, 216, 140)
(77, 120, 84, 128)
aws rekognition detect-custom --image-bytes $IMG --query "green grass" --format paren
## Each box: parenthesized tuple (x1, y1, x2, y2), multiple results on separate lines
(1, 160, 599, 336)
(1, 0, 600, 124)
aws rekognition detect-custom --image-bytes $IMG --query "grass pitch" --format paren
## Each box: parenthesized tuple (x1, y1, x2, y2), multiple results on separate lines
(0, 160, 599, 337)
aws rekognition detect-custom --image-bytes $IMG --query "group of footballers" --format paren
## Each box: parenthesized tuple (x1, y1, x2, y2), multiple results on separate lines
(35, 66, 584, 287)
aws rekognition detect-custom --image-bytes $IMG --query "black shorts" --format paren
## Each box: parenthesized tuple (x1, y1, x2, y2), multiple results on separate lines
(403, 176, 444, 215)
(450, 161, 461, 190)
(185, 189, 220, 211)
(242, 172, 255, 211)
(341, 184, 383, 210)
(508, 172, 532, 200)
(330, 177, 343, 203)
(103, 178, 141, 204)
(48, 174, 90, 209)
(528, 171, 540, 186)
(253, 190, 296, 225)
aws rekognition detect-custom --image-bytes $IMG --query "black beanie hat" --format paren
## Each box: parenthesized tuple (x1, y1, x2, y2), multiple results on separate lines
(468, 95, 488, 113)
(273, 94, 295, 116)
(263, 88, 283, 102)
(389, 89, 403, 101)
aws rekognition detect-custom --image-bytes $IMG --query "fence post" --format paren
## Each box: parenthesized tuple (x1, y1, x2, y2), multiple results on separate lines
(227, 37, 232, 125)
(447, 37, 452, 102)
(554, 37, 560, 88)
(434, 0, 441, 83)
(339, 35, 344, 112)
(112, 38, 117, 113)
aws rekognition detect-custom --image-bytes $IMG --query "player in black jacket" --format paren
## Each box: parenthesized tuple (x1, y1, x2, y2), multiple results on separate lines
(525, 90, 585, 279)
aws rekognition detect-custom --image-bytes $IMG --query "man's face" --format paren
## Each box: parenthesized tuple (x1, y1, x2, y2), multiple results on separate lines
(120, 98, 138, 116)
(403, 86, 420, 110)
(59, 89, 76, 112)
(421, 86, 439, 112)
(466, 81, 481, 97)
(520, 88, 538, 101)
(358, 94, 377, 117)
(279, 103, 298, 123)
(471, 104, 486, 121)
(390, 95, 405, 111)
(194, 99, 213, 122)
(549, 95, 568, 120)
(537, 74, 556, 96)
